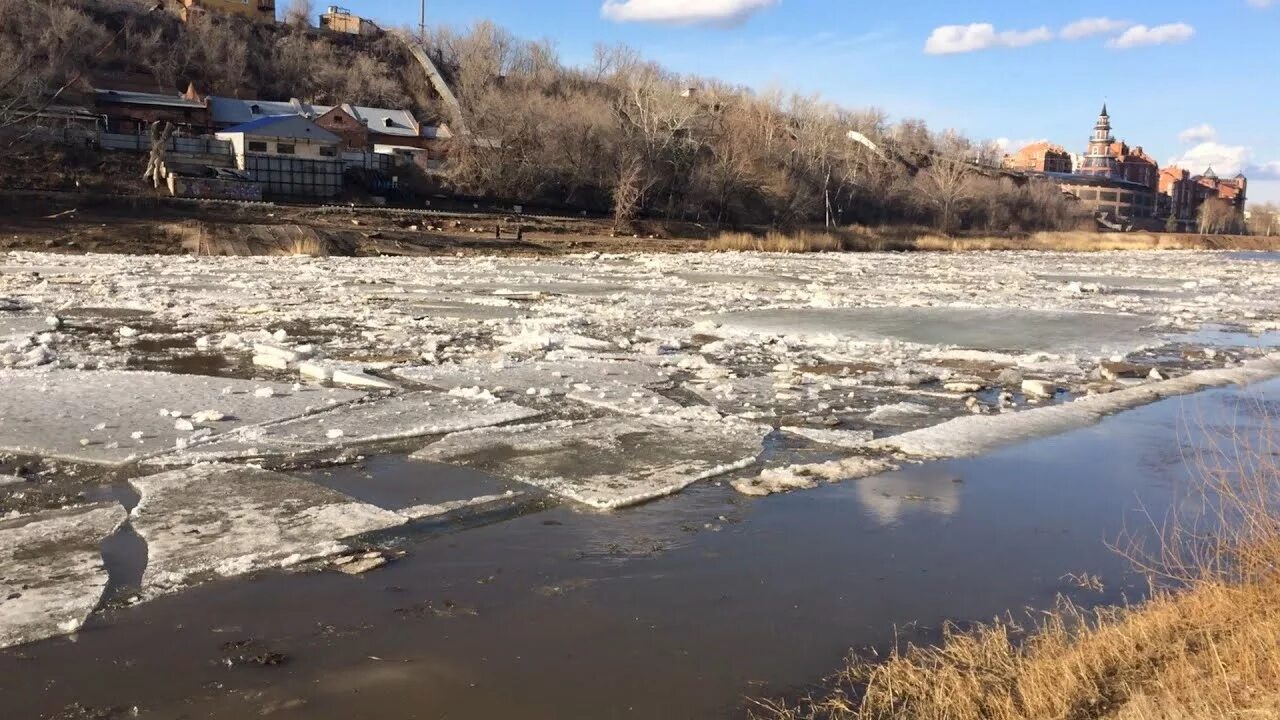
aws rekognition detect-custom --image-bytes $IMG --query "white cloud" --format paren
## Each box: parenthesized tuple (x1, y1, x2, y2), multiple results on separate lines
(1107, 23, 1195, 49)
(1061, 18, 1131, 40)
(1247, 0, 1276, 8)
(1169, 142, 1250, 176)
(601, 0, 778, 25)
(995, 137, 1049, 153)
(1178, 124, 1217, 144)
(924, 23, 1053, 55)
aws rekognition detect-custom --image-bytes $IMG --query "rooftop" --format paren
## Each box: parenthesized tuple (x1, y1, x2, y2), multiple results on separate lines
(94, 89, 206, 110)
(216, 115, 341, 144)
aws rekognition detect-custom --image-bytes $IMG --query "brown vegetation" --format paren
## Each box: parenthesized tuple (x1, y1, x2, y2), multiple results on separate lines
(710, 228, 1280, 254)
(752, 404, 1280, 720)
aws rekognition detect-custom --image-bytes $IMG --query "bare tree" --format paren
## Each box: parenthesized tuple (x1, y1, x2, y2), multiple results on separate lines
(1198, 197, 1244, 235)
(285, 0, 314, 27)
(916, 155, 975, 232)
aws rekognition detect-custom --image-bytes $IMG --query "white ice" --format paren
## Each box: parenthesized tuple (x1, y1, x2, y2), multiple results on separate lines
(148, 391, 541, 464)
(0, 370, 365, 466)
(0, 503, 127, 648)
(412, 414, 768, 509)
(129, 464, 406, 597)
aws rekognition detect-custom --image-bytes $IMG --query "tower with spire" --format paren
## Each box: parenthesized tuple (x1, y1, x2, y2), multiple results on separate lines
(1079, 103, 1118, 177)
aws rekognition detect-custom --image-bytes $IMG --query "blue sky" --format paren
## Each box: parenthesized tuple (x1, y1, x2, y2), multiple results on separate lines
(335, 0, 1280, 202)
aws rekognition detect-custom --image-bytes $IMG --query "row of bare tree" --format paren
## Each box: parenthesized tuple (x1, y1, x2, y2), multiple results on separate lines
(425, 23, 1085, 232)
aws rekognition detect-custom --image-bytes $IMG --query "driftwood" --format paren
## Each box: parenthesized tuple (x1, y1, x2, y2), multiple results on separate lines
(141, 121, 177, 188)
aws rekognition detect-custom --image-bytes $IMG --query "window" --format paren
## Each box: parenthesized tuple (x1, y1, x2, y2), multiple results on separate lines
(1079, 189, 1098, 200)
(319, 146, 337, 157)
(276, 143, 296, 155)
(247, 140, 268, 153)
(1100, 191, 1118, 202)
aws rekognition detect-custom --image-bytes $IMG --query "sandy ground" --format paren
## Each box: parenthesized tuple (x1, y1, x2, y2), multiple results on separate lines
(2, 247, 1280, 648)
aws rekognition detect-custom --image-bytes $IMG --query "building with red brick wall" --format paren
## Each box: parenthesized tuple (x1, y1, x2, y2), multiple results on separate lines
(1002, 142, 1071, 173)
(314, 105, 370, 152)
(1157, 166, 1247, 229)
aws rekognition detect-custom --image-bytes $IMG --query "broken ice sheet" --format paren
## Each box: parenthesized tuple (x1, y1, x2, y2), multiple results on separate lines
(0, 503, 127, 649)
(150, 391, 540, 464)
(0, 369, 365, 466)
(707, 307, 1156, 356)
(129, 464, 406, 598)
(394, 359, 669, 395)
(412, 415, 768, 510)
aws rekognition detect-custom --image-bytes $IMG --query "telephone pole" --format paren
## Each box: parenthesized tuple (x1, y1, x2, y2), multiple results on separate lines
(419, 0, 426, 43)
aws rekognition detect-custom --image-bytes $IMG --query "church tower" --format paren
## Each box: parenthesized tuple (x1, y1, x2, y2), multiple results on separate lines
(1080, 104, 1118, 177)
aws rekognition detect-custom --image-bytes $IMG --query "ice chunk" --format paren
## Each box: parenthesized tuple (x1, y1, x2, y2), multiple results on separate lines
(0, 370, 365, 466)
(395, 359, 669, 396)
(782, 426, 875, 448)
(129, 464, 405, 597)
(413, 416, 767, 510)
(148, 391, 540, 464)
(707, 307, 1155, 356)
(865, 402, 933, 426)
(0, 503, 127, 648)
(873, 354, 1280, 459)
(734, 456, 895, 497)
(566, 383, 682, 417)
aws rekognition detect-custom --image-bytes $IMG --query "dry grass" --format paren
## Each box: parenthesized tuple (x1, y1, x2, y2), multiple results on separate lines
(709, 231, 848, 253)
(754, 581, 1280, 720)
(710, 228, 1280, 254)
(753, 400, 1280, 720)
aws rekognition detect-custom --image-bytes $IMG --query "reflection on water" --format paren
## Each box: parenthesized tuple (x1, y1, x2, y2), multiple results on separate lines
(855, 466, 963, 526)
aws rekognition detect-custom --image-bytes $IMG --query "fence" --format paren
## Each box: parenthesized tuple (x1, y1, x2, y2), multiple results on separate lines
(341, 150, 397, 173)
(99, 132, 232, 156)
(241, 155, 343, 198)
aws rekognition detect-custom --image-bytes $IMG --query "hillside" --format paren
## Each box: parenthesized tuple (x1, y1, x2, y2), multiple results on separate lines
(0, 0, 443, 119)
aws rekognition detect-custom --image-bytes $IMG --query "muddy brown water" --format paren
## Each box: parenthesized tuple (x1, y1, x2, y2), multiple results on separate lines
(2, 381, 1276, 719)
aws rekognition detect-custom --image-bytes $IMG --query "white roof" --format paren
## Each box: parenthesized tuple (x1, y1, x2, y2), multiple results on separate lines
(209, 96, 423, 138)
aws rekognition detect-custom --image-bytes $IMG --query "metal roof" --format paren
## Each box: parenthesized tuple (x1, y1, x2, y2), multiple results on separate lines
(94, 89, 206, 110)
(210, 96, 424, 138)
(216, 115, 341, 143)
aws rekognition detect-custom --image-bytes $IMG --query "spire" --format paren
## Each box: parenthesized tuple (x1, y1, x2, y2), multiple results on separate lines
(1100, 103, 1108, 118)
(1203, 165, 1217, 179)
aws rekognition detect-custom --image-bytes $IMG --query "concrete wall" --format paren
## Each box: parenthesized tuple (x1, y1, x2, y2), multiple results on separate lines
(216, 132, 338, 160)
(168, 175, 263, 201)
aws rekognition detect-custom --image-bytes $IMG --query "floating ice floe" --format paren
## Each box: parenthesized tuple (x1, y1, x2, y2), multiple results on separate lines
(395, 358, 669, 395)
(413, 414, 768, 510)
(733, 456, 897, 497)
(873, 354, 1280, 459)
(129, 464, 406, 598)
(146, 391, 541, 464)
(0, 503, 127, 648)
(781, 426, 876, 448)
(0, 370, 365, 466)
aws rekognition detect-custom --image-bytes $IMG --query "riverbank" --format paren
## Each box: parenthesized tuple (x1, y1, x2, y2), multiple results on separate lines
(2, 190, 1275, 256)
